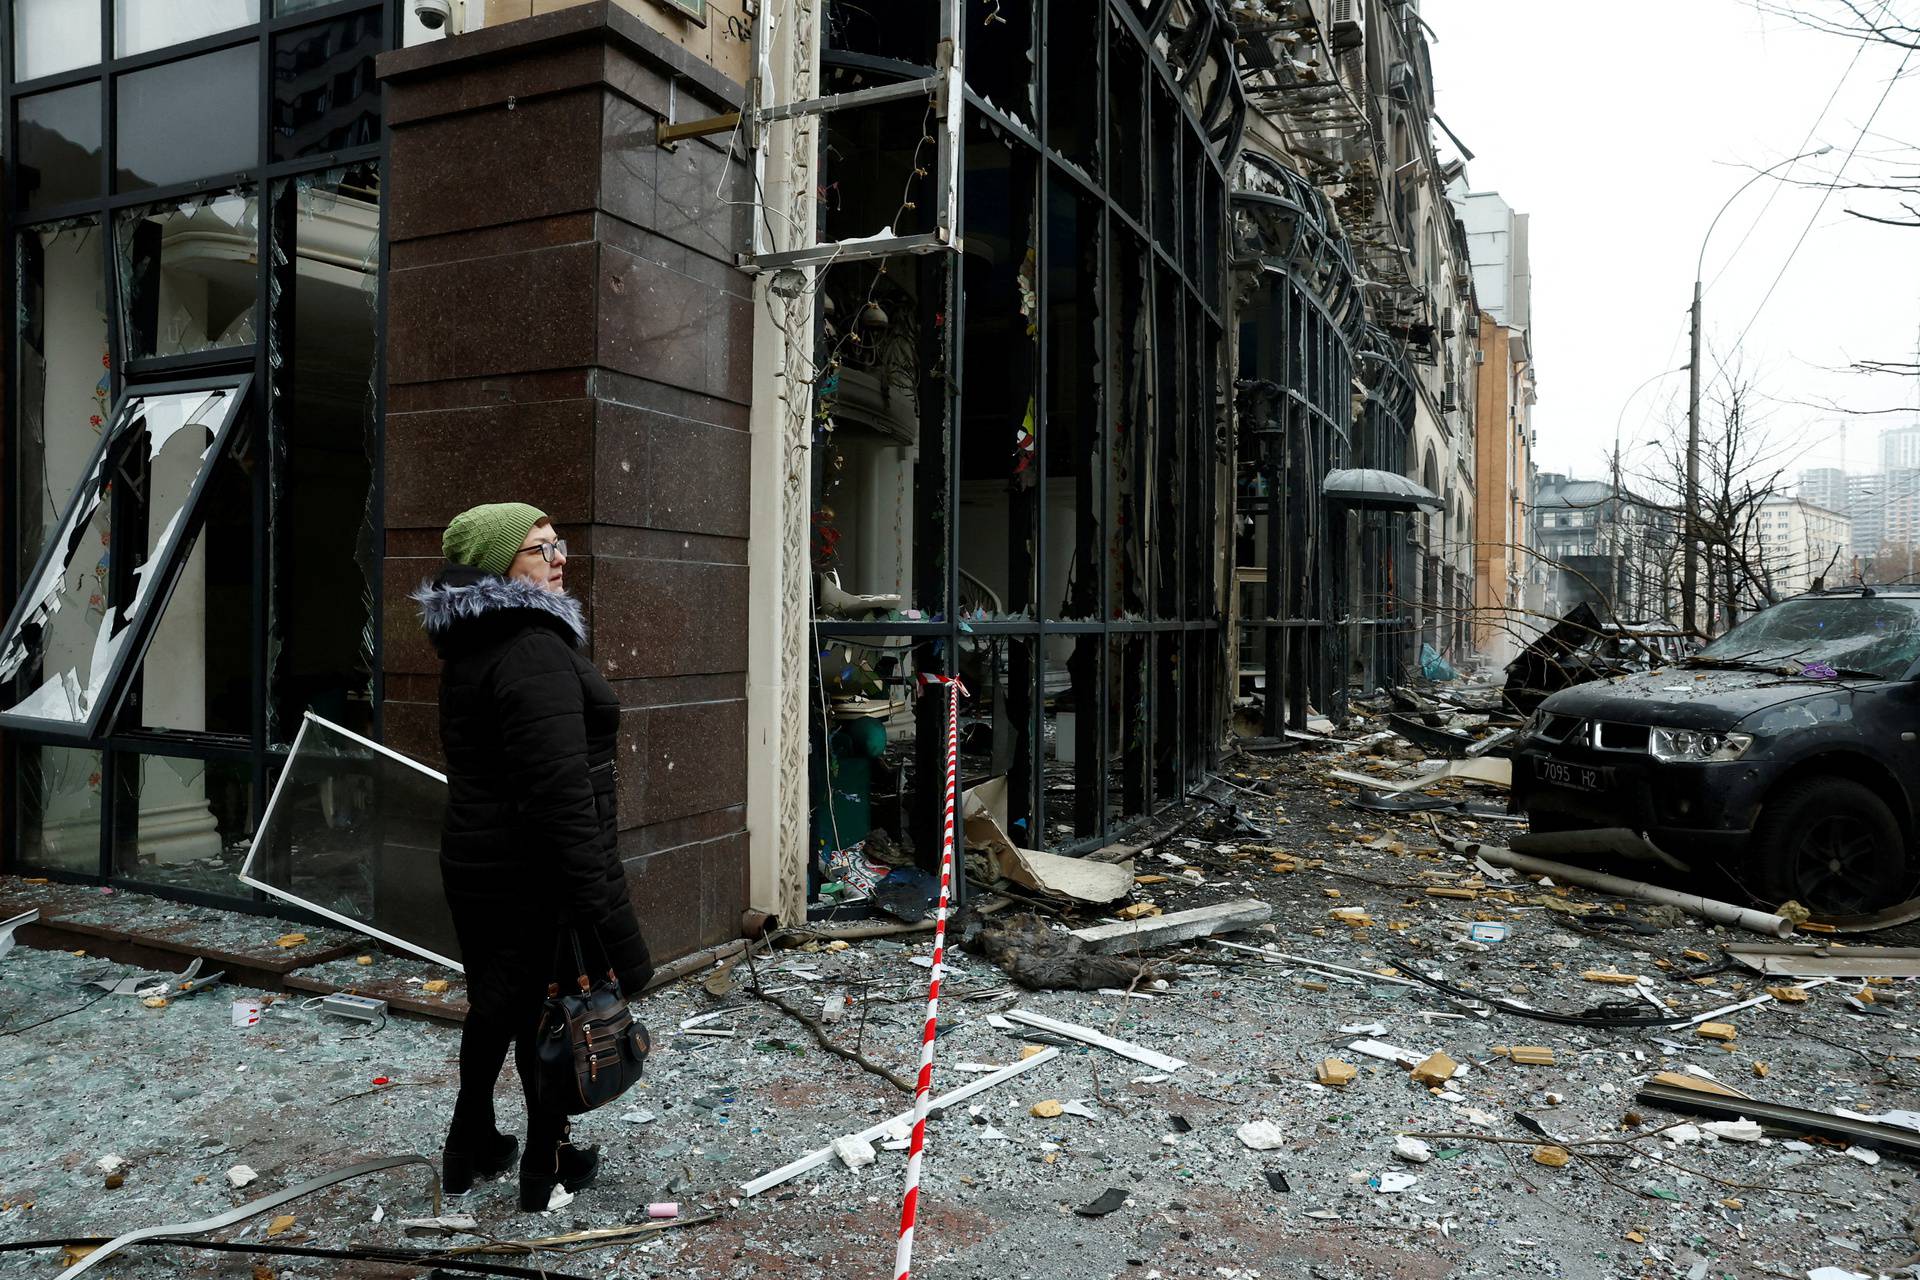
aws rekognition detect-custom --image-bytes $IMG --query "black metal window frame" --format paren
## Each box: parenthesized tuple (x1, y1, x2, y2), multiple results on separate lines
(1, 0, 398, 910)
(1232, 158, 1364, 732)
(810, 0, 1245, 871)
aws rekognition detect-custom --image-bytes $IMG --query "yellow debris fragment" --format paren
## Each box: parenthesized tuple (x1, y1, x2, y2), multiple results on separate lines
(266, 1215, 296, 1236)
(422, 980, 450, 995)
(1316, 1059, 1358, 1086)
(275, 933, 308, 949)
(1532, 1145, 1571, 1168)
(1765, 985, 1808, 1004)
(1697, 1022, 1738, 1042)
(1410, 1052, 1458, 1087)
(1030, 1100, 1064, 1119)
(1581, 971, 1644, 986)
(354, 955, 374, 967)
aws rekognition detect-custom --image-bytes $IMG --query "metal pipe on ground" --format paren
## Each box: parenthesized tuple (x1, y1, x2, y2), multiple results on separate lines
(1473, 847, 1794, 938)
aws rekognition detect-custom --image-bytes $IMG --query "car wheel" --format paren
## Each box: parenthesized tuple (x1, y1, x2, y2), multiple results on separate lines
(1750, 776, 1911, 916)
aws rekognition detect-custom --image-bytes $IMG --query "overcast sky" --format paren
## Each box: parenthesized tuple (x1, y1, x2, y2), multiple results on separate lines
(1424, 0, 1920, 493)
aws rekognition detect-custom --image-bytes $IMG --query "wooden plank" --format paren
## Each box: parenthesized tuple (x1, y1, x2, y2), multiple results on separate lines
(1070, 899, 1273, 954)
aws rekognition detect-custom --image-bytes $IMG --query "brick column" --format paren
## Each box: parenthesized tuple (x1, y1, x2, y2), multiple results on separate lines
(378, 1, 751, 961)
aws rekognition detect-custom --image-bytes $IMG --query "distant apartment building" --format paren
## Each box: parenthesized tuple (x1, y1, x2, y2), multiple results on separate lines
(1882, 425, 1920, 472)
(1534, 473, 1677, 623)
(1796, 465, 1917, 562)
(1750, 496, 1850, 600)
(1451, 184, 1538, 661)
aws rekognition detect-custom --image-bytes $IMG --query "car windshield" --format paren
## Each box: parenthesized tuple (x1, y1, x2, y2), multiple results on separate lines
(1693, 596, 1920, 679)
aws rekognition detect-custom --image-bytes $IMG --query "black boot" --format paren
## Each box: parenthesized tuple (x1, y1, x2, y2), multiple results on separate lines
(518, 1121, 601, 1211)
(443, 1129, 518, 1196)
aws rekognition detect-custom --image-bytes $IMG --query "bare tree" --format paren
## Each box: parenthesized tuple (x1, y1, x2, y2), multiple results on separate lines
(1633, 366, 1801, 634)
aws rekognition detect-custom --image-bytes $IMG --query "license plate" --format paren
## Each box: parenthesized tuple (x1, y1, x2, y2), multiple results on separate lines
(1532, 757, 1607, 792)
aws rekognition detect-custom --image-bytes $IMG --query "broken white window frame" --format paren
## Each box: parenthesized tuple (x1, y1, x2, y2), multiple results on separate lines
(237, 710, 463, 972)
(738, 0, 965, 273)
(0, 375, 252, 739)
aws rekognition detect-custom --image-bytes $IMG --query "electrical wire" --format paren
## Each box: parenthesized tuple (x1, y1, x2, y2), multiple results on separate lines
(1702, 0, 1894, 295)
(1714, 39, 1918, 387)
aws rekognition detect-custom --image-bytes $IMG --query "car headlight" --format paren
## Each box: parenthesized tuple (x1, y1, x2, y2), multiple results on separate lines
(1648, 727, 1753, 763)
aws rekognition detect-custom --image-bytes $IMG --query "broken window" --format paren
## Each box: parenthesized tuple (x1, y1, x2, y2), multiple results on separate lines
(241, 713, 460, 969)
(1107, 634, 1147, 825)
(111, 753, 254, 893)
(0, 379, 251, 737)
(957, 634, 1035, 844)
(266, 165, 381, 741)
(1045, 1, 1100, 178)
(116, 189, 260, 360)
(15, 744, 103, 874)
(958, 119, 1038, 619)
(964, 0, 1036, 131)
(15, 220, 110, 583)
(1045, 170, 1102, 622)
(1041, 636, 1102, 843)
(1106, 12, 1145, 220)
(1108, 232, 1149, 619)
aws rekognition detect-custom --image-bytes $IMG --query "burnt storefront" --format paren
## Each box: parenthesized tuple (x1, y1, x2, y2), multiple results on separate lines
(804, 0, 1246, 885)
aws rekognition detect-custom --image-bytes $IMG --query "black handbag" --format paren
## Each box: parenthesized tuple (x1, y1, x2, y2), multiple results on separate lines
(532, 926, 652, 1116)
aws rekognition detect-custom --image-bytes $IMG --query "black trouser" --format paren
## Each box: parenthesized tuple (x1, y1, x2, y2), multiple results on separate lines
(450, 998, 568, 1172)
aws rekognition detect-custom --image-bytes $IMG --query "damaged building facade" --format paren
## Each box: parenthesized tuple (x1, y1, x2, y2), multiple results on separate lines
(0, 0, 1498, 961)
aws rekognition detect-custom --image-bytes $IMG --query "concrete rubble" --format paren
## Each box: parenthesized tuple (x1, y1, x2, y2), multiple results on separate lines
(2, 703, 1919, 1278)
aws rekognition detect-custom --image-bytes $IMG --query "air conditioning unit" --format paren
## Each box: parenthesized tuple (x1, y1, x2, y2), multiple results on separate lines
(1442, 381, 1458, 413)
(1441, 307, 1456, 338)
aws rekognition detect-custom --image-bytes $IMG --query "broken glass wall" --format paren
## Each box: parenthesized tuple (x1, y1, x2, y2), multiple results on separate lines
(242, 714, 459, 968)
(17, 744, 103, 874)
(15, 220, 109, 585)
(810, 0, 1242, 878)
(112, 753, 254, 894)
(3, 3, 394, 902)
(1355, 327, 1419, 689)
(1232, 160, 1363, 731)
(266, 164, 381, 742)
(0, 382, 250, 737)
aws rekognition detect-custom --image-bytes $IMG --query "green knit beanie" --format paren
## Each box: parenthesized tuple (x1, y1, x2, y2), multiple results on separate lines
(442, 502, 548, 577)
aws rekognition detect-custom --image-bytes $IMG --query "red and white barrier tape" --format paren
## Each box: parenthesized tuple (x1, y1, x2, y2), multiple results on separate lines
(893, 672, 965, 1280)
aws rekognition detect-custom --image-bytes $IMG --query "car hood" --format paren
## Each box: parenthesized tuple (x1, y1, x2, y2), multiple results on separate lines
(1536, 666, 1886, 732)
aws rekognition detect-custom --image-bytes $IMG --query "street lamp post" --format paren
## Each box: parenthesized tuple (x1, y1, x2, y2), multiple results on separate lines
(1685, 145, 1832, 637)
(1612, 365, 1689, 617)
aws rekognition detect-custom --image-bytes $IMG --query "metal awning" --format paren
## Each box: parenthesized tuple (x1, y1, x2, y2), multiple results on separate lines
(1321, 468, 1444, 511)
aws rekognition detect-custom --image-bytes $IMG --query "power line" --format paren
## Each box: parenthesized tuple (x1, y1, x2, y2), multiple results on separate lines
(1719, 40, 1918, 372)
(1704, 0, 1894, 294)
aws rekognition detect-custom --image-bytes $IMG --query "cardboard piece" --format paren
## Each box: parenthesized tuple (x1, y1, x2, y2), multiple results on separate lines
(963, 779, 1132, 905)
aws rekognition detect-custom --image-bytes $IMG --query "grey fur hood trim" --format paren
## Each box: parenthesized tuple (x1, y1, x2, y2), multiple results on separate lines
(411, 572, 587, 647)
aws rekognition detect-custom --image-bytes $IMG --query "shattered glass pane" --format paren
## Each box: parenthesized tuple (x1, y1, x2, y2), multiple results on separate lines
(16, 744, 104, 874)
(112, 752, 254, 894)
(116, 189, 260, 360)
(1045, 169, 1102, 621)
(15, 221, 109, 583)
(243, 714, 459, 968)
(812, 254, 945, 620)
(0, 382, 249, 736)
(267, 164, 380, 743)
(958, 121, 1038, 619)
(964, 0, 1035, 131)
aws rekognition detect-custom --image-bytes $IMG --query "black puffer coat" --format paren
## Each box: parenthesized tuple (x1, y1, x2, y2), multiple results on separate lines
(413, 566, 652, 1019)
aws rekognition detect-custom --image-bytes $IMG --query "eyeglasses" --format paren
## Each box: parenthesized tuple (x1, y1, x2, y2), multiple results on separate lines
(516, 538, 567, 564)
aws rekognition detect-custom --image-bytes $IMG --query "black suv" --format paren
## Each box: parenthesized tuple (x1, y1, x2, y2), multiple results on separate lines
(1512, 587, 1920, 916)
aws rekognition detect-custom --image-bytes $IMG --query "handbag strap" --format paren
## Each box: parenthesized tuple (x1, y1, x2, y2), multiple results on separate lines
(549, 919, 595, 995)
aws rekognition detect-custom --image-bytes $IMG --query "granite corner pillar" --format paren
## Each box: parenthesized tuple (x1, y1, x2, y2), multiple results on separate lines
(377, 1, 752, 961)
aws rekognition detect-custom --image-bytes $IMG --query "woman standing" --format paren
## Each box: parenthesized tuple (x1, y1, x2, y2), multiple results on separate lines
(414, 502, 652, 1212)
